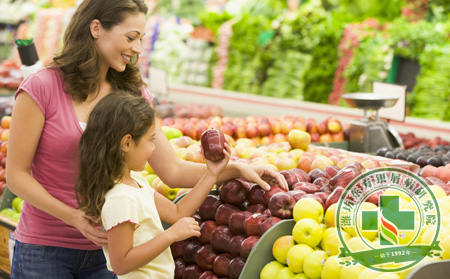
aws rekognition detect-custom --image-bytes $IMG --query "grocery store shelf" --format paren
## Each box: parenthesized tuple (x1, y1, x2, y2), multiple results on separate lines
(165, 83, 450, 140)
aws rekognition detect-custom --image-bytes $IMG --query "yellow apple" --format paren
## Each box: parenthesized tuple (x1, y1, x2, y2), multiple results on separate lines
(288, 149, 304, 163)
(260, 260, 285, 279)
(145, 174, 158, 187)
(321, 255, 342, 279)
(357, 268, 383, 279)
(156, 182, 180, 201)
(293, 273, 308, 279)
(441, 235, 450, 259)
(274, 157, 297, 171)
(288, 129, 311, 151)
(340, 265, 364, 279)
(303, 250, 328, 279)
(429, 185, 447, 199)
(275, 266, 297, 279)
(272, 235, 296, 265)
(286, 244, 314, 273)
(325, 230, 351, 256)
(383, 188, 411, 202)
(375, 273, 401, 279)
(321, 227, 337, 250)
(293, 198, 324, 223)
(348, 236, 371, 252)
(292, 218, 323, 248)
(325, 203, 338, 227)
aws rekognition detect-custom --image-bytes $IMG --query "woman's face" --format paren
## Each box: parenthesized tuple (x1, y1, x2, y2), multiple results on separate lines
(94, 12, 146, 73)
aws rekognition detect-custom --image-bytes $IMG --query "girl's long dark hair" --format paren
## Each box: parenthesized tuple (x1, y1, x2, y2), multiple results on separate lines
(76, 93, 155, 222)
(52, 0, 148, 101)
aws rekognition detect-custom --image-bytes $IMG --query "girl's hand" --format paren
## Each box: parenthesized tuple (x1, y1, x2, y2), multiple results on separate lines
(237, 164, 288, 192)
(72, 209, 108, 246)
(167, 217, 201, 242)
(204, 141, 231, 177)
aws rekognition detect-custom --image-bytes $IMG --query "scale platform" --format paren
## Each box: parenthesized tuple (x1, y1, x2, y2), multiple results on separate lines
(343, 93, 403, 154)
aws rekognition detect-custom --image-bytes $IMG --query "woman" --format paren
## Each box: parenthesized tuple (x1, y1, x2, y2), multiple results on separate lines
(6, 0, 286, 278)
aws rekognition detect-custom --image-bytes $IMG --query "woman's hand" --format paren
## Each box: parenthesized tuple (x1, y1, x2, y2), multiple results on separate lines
(205, 142, 231, 177)
(236, 164, 288, 191)
(71, 209, 108, 246)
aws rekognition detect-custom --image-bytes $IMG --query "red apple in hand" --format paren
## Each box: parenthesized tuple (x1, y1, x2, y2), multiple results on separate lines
(219, 179, 249, 206)
(198, 195, 222, 221)
(268, 192, 296, 219)
(201, 129, 225, 162)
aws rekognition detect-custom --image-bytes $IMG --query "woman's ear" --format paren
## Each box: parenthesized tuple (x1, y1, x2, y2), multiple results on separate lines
(121, 134, 133, 152)
(90, 19, 102, 39)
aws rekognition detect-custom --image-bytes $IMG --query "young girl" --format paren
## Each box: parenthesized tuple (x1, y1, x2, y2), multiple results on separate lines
(76, 93, 231, 278)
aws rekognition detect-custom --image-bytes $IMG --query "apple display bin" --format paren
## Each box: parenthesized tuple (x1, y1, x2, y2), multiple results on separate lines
(162, 190, 296, 279)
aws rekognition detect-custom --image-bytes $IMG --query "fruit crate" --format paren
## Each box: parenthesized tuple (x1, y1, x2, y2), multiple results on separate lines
(165, 189, 296, 279)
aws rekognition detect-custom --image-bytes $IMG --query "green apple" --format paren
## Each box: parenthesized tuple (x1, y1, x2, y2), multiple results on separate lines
(272, 235, 296, 265)
(0, 208, 12, 216)
(286, 244, 314, 273)
(161, 126, 182, 140)
(340, 265, 364, 279)
(293, 198, 324, 223)
(12, 197, 23, 213)
(275, 266, 297, 279)
(303, 250, 328, 279)
(292, 218, 323, 248)
(260, 261, 285, 279)
(321, 255, 342, 279)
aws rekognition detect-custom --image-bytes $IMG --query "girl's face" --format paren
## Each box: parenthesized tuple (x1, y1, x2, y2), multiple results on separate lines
(94, 12, 146, 73)
(127, 125, 156, 172)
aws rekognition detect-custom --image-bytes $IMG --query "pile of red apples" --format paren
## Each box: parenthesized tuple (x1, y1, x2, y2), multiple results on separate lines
(171, 161, 367, 279)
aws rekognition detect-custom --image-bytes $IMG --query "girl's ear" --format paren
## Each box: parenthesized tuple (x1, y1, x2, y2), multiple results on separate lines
(90, 19, 102, 39)
(121, 134, 133, 152)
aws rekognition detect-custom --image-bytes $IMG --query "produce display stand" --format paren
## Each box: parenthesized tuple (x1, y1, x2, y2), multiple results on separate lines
(165, 83, 450, 140)
(0, 187, 18, 278)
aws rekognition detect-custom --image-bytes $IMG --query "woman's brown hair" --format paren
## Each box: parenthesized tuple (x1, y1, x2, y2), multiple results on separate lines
(53, 0, 148, 101)
(76, 92, 155, 222)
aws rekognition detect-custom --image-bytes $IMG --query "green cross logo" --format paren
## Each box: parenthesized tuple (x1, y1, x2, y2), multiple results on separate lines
(361, 195, 415, 245)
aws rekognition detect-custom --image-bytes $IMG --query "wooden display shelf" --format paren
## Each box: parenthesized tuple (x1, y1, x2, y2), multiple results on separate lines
(0, 213, 16, 278)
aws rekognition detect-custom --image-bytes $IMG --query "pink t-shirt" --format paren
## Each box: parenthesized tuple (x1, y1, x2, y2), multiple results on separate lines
(14, 67, 153, 250)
